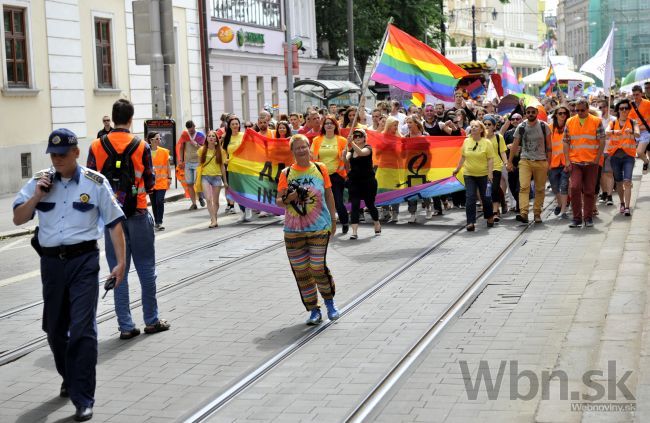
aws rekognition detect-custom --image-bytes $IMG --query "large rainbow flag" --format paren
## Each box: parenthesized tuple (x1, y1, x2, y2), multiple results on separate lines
(226, 129, 465, 214)
(371, 24, 468, 102)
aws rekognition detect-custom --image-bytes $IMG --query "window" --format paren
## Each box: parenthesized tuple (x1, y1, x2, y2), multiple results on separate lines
(94, 18, 113, 88)
(223, 75, 233, 113)
(20, 152, 31, 178)
(4, 6, 28, 87)
(271, 77, 278, 111)
(256, 76, 264, 114)
(212, 0, 281, 29)
(240, 75, 249, 121)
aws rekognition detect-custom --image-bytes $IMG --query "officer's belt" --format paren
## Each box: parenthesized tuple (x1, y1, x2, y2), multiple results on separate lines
(41, 240, 98, 260)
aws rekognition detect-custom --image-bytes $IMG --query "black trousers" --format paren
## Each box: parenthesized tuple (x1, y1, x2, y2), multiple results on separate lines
(349, 178, 379, 224)
(508, 167, 520, 210)
(330, 173, 349, 225)
(41, 250, 100, 408)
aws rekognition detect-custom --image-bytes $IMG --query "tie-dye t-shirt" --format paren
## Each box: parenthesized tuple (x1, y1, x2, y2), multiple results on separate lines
(277, 162, 333, 233)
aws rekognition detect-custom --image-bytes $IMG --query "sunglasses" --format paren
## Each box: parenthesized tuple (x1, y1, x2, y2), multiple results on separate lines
(352, 134, 365, 139)
(619, 107, 630, 111)
(244, 124, 253, 128)
(511, 117, 521, 121)
(483, 122, 493, 126)
(556, 112, 568, 116)
(103, 119, 110, 122)
(575, 108, 588, 112)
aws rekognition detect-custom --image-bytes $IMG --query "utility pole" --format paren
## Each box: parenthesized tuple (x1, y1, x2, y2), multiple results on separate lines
(347, 0, 355, 83)
(150, 0, 166, 118)
(471, 5, 477, 63)
(440, 0, 446, 56)
(285, 0, 294, 114)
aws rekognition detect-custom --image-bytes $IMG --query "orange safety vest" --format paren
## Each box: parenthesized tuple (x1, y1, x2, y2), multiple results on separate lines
(90, 131, 149, 209)
(310, 135, 348, 178)
(566, 114, 602, 163)
(152, 147, 170, 190)
(607, 119, 637, 157)
(549, 124, 566, 168)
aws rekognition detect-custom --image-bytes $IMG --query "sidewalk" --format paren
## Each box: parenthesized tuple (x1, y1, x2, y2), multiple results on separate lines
(0, 184, 187, 239)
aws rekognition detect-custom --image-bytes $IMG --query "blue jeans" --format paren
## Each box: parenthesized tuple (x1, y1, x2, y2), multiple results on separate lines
(548, 167, 569, 195)
(464, 175, 493, 224)
(104, 212, 159, 331)
(610, 154, 635, 182)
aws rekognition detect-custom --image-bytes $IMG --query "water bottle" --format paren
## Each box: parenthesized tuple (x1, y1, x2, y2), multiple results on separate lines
(485, 181, 492, 198)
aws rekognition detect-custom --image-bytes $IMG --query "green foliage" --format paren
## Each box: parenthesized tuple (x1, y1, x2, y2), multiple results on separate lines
(461, 39, 467, 46)
(315, 0, 444, 80)
(450, 37, 457, 47)
(485, 38, 492, 48)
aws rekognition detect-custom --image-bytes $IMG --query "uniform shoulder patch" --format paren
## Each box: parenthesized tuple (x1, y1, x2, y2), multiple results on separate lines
(84, 169, 105, 185)
(33, 169, 51, 179)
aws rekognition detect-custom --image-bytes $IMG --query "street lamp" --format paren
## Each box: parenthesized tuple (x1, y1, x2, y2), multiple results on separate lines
(450, 6, 498, 62)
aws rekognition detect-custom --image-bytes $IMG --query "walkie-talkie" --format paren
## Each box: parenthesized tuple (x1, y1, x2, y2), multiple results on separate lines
(102, 277, 117, 299)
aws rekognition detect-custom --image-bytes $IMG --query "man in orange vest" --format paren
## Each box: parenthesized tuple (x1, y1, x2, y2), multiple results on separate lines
(629, 85, 650, 174)
(147, 131, 171, 230)
(563, 98, 606, 228)
(87, 99, 170, 340)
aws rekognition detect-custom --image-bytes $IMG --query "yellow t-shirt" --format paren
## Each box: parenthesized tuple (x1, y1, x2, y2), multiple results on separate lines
(487, 133, 507, 169)
(461, 137, 496, 177)
(199, 147, 225, 176)
(311, 135, 340, 174)
(226, 132, 244, 159)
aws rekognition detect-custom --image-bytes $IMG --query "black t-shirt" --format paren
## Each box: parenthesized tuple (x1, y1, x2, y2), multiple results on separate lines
(504, 128, 519, 167)
(348, 145, 375, 181)
(97, 128, 113, 138)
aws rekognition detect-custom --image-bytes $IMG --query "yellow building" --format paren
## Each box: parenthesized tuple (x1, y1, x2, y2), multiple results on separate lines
(0, 0, 204, 194)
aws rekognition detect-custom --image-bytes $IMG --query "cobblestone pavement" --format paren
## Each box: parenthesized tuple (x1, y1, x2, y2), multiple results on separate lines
(2, 166, 650, 423)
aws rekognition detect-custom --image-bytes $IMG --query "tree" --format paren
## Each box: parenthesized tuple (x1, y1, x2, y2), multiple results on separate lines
(485, 38, 492, 48)
(315, 0, 443, 81)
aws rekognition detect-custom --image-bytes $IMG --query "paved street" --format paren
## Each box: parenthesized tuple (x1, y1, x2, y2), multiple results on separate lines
(1, 165, 650, 422)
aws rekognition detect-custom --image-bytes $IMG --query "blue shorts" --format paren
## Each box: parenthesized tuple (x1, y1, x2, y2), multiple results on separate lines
(639, 130, 650, 145)
(185, 162, 199, 184)
(610, 154, 635, 182)
(548, 167, 569, 195)
(201, 175, 224, 187)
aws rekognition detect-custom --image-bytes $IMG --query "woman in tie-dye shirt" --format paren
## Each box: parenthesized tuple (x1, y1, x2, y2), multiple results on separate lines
(277, 134, 340, 326)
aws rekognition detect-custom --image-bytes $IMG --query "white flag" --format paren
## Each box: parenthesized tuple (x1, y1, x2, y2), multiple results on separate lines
(580, 25, 615, 95)
(486, 78, 498, 102)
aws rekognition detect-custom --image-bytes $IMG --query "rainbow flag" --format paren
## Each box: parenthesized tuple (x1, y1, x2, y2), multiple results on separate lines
(371, 24, 468, 102)
(410, 92, 425, 107)
(501, 54, 523, 94)
(226, 129, 465, 213)
(540, 64, 557, 97)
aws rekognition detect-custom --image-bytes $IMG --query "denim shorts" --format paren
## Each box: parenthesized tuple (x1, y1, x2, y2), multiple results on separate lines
(185, 162, 199, 184)
(610, 154, 635, 182)
(639, 130, 650, 145)
(548, 167, 569, 195)
(201, 175, 224, 187)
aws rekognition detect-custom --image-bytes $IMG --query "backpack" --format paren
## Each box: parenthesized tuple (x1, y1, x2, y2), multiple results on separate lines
(100, 135, 141, 217)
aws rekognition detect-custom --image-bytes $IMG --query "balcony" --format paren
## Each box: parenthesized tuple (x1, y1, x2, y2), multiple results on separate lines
(445, 46, 546, 69)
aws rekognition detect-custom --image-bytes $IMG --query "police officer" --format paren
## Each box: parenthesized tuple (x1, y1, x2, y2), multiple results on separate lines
(12, 128, 126, 422)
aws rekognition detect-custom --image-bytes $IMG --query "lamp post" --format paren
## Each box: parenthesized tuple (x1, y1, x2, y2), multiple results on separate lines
(471, 5, 477, 62)
(451, 7, 498, 63)
(440, 0, 446, 56)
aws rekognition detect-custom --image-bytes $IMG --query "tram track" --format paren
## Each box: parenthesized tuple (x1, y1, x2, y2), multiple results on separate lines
(182, 204, 555, 422)
(0, 224, 285, 366)
(0, 220, 281, 321)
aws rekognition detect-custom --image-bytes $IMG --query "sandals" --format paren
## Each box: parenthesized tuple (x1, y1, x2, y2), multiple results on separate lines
(144, 319, 171, 334)
(466, 224, 475, 232)
(208, 223, 218, 228)
(349, 234, 358, 240)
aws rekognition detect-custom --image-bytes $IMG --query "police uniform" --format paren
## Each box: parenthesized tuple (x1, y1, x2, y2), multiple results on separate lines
(12, 129, 124, 419)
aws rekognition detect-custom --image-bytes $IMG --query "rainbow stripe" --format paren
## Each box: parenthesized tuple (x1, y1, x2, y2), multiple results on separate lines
(371, 24, 468, 102)
(501, 54, 523, 94)
(227, 129, 466, 213)
(540, 64, 557, 97)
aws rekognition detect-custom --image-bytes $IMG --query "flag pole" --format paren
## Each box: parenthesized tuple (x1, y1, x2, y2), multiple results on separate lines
(347, 17, 394, 138)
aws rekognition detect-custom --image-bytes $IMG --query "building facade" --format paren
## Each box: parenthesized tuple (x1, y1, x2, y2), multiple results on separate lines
(588, 0, 650, 78)
(0, 0, 204, 194)
(207, 0, 329, 123)
(444, 0, 546, 78)
(556, 0, 589, 70)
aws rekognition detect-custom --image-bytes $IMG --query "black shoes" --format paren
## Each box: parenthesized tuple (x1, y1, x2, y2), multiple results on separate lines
(74, 406, 93, 422)
(569, 219, 582, 228)
(342, 224, 349, 234)
(119, 328, 141, 340)
(60, 382, 69, 398)
(515, 214, 529, 224)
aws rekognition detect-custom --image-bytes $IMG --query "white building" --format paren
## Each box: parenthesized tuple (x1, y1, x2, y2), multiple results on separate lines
(556, 0, 589, 70)
(207, 0, 330, 122)
(444, 0, 546, 77)
(0, 0, 205, 194)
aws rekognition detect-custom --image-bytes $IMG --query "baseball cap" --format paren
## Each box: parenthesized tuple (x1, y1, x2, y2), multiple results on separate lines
(352, 128, 367, 137)
(525, 105, 538, 111)
(46, 128, 78, 154)
(510, 113, 522, 120)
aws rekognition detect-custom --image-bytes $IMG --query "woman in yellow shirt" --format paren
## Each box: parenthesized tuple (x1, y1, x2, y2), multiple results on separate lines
(483, 115, 508, 221)
(199, 130, 228, 228)
(342, 106, 367, 129)
(452, 121, 496, 231)
(311, 115, 350, 233)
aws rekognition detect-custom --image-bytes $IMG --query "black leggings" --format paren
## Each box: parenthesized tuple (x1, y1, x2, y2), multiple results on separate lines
(349, 178, 379, 224)
(330, 173, 349, 225)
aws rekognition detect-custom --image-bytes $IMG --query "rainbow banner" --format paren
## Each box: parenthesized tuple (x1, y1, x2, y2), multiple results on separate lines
(226, 129, 466, 214)
(371, 24, 468, 102)
(540, 64, 558, 97)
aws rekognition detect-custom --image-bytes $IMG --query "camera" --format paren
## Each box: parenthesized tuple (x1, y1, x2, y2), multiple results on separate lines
(287, 181, 309, 202)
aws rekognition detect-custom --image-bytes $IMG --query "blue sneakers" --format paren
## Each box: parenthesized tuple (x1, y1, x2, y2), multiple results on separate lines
(306, 308, 322, 325)
(324, 299, 340, 321)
